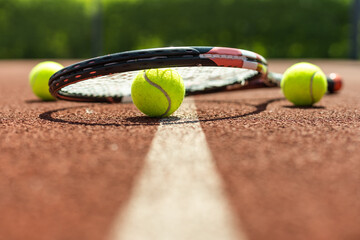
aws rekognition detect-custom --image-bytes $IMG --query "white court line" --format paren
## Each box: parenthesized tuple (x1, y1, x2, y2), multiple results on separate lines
(107, 97, 247, 240)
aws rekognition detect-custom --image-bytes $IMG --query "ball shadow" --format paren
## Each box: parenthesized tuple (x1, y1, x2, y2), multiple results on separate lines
(25, 99, 57, 104)
(283, 105, 325, 110)
(127, 115, 182, 124)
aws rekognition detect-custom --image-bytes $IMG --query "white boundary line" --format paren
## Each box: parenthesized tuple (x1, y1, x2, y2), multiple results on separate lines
(107, 98, 247, 240)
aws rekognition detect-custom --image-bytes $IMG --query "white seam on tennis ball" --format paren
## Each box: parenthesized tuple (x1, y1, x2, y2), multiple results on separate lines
(143, 71, 171, 117)
(310, 72, 317, 104)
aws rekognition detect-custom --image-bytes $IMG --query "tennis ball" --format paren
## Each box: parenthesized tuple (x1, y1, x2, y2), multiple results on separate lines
(281, 62, 327, 106)
(131, 69, 185, 117)
(29, 61, 63, 101)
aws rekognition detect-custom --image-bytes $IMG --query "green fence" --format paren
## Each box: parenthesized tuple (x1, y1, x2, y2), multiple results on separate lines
(0, 0, 353, 59)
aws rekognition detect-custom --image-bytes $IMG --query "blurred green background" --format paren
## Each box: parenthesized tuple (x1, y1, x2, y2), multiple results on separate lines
(0, 0, 358, 59)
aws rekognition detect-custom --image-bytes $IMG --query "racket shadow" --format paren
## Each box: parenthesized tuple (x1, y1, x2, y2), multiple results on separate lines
(39, 98, 284, 127)
(39, 106, 159, 127)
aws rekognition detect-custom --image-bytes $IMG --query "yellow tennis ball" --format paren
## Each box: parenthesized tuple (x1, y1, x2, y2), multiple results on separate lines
(29, 61, 63, 101)
(280, 62, 328, 106)
(131, 69, 185, 117)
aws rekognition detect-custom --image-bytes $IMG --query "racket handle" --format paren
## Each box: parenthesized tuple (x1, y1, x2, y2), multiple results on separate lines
(267, 72, 343, 94)
(326, 73, 343, 93)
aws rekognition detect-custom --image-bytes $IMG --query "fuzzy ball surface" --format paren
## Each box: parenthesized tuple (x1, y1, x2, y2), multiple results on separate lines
(29, 61, 63, 101)
(131, 69, 185, 117)
(281, 62, 327, 106)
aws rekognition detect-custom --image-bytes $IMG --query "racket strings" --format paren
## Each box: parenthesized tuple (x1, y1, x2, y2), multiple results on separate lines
(59, 67, 259, 98)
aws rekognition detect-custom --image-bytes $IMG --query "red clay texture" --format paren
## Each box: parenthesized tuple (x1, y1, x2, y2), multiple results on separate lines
(0, 60, 359, 240)
(199, 60, 360, 240)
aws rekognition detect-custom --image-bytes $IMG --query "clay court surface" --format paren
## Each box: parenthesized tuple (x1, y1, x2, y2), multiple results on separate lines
(0, 60, 360, 240)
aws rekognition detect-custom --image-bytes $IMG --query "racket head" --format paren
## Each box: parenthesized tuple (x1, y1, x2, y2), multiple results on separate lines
(49, 47, 269, 102)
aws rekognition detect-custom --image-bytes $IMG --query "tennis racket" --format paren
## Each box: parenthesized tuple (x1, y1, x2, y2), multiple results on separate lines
(49, 46, 342, 103)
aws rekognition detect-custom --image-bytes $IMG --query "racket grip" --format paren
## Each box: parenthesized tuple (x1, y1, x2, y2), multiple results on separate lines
(326, 73, 342, 93)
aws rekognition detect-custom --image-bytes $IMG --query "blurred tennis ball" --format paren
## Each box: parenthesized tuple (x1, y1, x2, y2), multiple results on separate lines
(281, 62, 327, 106)
(131, 69, 185, 117)
(29, 61, 63, 101)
